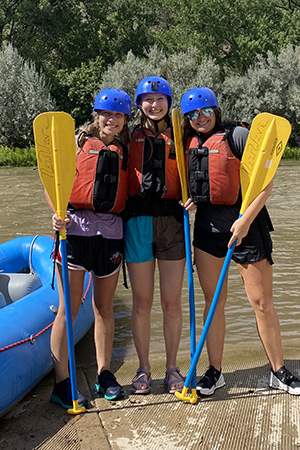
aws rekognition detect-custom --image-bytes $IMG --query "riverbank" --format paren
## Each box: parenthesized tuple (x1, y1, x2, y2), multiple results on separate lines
(0, 145, 300, 167)
(0, 334, 299, 450)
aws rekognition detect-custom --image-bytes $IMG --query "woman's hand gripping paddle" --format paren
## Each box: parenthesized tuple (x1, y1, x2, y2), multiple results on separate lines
(175, 112, 291, 404)
(172, 108, 197, 404)
(33, 112, 85, 415)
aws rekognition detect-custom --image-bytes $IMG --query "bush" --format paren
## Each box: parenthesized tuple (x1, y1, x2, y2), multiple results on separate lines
(0, 146, 37, 166)
(283, 146, 300, 160)
(221, 44, 300, 147)
(0, 44, 56, 149)
(96, 46, 222, 123)
(97, 44, 300, 149)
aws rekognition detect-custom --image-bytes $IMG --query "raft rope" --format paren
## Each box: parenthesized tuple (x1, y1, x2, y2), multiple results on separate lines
(0, 233, 92, 353)
(0, 322, 54, 352)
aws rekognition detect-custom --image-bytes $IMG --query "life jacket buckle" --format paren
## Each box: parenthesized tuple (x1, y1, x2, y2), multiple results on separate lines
(150, 159, 163, 169)
(106, 151, 118, 159)
(104, 174, 117, 184)
(189, 146, 209, 157)
(192, 170, 208, 181)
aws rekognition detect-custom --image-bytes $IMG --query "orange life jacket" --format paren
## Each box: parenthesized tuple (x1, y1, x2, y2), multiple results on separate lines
(187, 129, 241, 205)
(69, 136, 128, 214)
(128, 127, 181, 199)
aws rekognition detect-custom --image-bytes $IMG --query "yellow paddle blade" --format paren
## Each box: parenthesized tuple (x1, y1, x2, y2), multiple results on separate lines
(172, 109, 188, 203)
(33, 112, 76, 221)
(240, 113, 291, 214)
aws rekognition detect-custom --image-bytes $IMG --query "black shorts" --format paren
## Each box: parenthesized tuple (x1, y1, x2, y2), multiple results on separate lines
(193, 218, 273, 265)
(66, 235, 123, 278)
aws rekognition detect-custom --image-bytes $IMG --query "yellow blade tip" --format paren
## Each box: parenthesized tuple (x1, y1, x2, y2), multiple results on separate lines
(190, 389, 198, 404)
(67, 401, 86, 415)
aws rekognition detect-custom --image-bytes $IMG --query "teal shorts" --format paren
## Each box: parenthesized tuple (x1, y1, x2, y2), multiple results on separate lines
(124, 216, 185, 263)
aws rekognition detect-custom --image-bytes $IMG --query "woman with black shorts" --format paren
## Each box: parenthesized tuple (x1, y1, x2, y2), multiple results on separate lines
(181, 87, 300, 396)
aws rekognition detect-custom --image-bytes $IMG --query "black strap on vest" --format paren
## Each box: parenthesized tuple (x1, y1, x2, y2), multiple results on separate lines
(113, 138, 128, 171)
(122, 248, 129, 289)
(169, 128, 176, 160)
(189, 146, 209, 157)
(51, 231, 60, 290)
(137, 126, 176, 160)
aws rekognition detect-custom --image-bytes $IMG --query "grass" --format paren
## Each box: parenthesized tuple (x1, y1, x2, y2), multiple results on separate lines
(0, 146, 37, 166)
(282, 146, 300, 160)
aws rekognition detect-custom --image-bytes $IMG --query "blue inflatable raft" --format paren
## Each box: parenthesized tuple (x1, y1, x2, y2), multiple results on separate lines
(0, 235, 94, 417)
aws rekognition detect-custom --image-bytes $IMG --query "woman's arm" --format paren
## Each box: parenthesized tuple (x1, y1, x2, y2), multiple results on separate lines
(228, 180, 273, 248)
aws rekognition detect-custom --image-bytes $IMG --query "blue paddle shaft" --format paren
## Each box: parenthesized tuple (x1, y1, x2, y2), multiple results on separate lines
(60, 238, 78, 402)
(183, 208, 196, 389)
(184, 213, 242, 389)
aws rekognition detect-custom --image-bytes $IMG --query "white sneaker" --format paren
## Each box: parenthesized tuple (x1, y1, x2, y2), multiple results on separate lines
(269, 366, 300, 395)
(196, 365, 226, 396)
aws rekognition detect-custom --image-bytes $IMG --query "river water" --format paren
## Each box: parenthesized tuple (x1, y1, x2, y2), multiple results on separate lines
(1, 163, 299, 359)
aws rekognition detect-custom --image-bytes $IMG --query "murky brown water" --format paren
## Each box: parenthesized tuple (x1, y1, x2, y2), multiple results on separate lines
(1, 163, 299, 359)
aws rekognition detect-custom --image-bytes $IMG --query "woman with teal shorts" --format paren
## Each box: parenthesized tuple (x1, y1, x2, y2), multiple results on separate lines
(124, 76, 186, 394)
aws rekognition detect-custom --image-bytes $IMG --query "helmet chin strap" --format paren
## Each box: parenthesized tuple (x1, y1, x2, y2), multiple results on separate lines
(151, 118, 164, 133)
(140, 107, 169, 133)
(146, 115, 168, 133)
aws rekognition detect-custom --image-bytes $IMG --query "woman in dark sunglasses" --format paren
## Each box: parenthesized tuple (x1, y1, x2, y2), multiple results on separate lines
(181, 87, 300, 397)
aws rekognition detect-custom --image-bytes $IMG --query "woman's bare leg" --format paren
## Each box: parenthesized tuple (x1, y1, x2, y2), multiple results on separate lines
(50, 265, 85, 382)
(93, 271, 119, 374)
(127, 260, 155, 373)
(158, 258, 185, 371)
(194, 248, 228, 371)
(237, 259, 284, 372)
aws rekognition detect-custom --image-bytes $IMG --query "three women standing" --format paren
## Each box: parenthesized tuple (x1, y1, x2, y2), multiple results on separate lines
(48, 80, 299, 408)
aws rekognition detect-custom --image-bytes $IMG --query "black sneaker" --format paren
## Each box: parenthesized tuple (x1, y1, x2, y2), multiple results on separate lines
(51, 377, 88, 409)
(269, 366, 300, 395)
(196, 365, 226, 396)
(95, 370, 125, 400)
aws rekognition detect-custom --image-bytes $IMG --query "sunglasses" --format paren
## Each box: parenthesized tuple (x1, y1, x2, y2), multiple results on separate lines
(187, 107, 214, 121)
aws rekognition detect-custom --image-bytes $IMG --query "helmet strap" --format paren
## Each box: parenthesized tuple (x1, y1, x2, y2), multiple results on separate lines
(152, 119, 161, 133)
(140, 107, 170, 133)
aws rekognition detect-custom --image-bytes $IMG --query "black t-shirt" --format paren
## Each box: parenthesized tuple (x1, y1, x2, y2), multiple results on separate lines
(194, 125, 249, 233)
(124, 194, 183, 223)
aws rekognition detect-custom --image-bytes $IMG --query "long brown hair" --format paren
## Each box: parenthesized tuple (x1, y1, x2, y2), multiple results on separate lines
(76, 111, 130, 154)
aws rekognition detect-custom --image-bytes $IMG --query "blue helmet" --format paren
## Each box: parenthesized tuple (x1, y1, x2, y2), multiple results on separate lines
(181, 87, 219, 115)
(94, 88, 131, 118)
(135, 76, 172, 109)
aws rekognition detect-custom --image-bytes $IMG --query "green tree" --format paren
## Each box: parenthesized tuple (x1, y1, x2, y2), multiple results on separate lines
(57, 56, 106, 125)
(1, 0, 299, 128)
(154, 0, 300, 73)
(0, 0, 163, 117)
